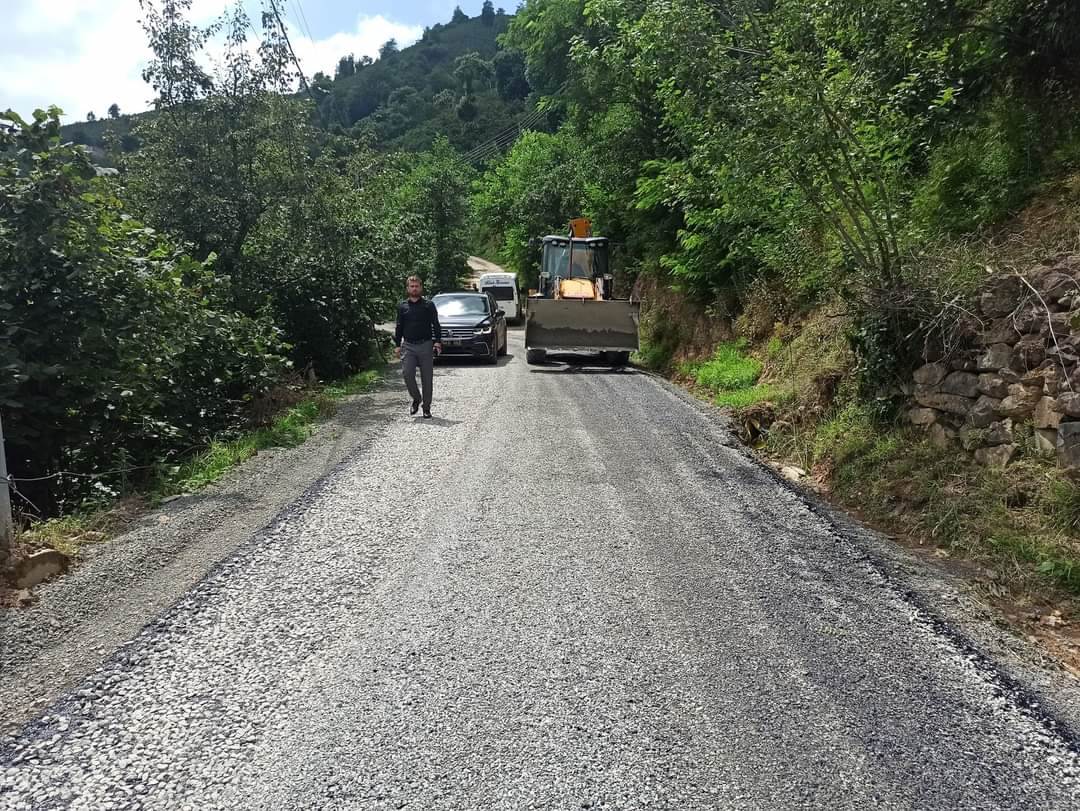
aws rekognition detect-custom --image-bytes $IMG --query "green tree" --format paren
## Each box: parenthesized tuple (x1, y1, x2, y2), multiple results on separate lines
(399, 138, 474, 293)
(493, 49, 530, 101)
(452, 6, 469, 24)
(107, 103, 120, 119)
(336, 54, 355, 78)
(473, 129, 590, 285)
(482, 1, 496, 26)
(129, 0, 392, 374)
(380, 39, 399, 60)
(0, 107, 284, 511)
(453, 51, 493, 96)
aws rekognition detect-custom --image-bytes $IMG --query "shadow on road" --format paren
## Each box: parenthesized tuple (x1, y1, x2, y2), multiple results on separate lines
(412, 416, 463, 427)
(527, 356, 638, 375)
(435, 354, 516, 368)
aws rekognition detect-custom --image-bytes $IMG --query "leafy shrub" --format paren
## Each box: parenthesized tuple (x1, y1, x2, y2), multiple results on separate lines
(0, 109, 286, 513)
(912, 101, 1042, 234)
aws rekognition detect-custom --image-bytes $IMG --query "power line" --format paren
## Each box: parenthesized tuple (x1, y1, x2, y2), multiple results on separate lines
(267, 0, 313, 97)
(290, 0, 315, 43)
(462, 108, 549, 164)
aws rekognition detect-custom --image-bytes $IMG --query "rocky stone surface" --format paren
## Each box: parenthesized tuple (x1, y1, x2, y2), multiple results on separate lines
(975, 444, 1019, 467)
(941, 372, 980, 398)
(978, 343, 1015, 372)
(977, 374, 1010, 399)
(967, 396, 1000, 428)
(999, 386, 1041, 418)
(1035, 397, 1063, 430)
(908, 263, 1080, 469)
(914, 363, 948, 387)
(987, 420, 1015, 446)
(1058, 422, 1080, 471)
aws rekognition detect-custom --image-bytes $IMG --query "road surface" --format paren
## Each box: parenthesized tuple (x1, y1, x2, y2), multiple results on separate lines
(3, 329, 1080, 809)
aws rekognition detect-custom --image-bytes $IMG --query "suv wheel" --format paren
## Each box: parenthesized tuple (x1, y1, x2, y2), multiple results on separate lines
(526, 349, 546, 365)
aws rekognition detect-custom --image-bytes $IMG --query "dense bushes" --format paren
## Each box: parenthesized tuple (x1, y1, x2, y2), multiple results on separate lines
(484, 0, 1080, 387)
(0, 109, 286, 512)
(2, 2, 477, 517)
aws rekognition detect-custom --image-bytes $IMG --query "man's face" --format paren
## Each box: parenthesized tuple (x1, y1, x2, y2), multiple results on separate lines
(407, 279, 422, 299)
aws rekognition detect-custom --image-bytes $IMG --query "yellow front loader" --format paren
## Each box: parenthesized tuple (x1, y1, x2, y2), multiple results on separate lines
(524, 220, 639, 365)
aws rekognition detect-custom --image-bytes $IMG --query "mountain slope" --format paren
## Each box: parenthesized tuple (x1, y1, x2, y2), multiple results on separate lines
(60, 9, 536, 158)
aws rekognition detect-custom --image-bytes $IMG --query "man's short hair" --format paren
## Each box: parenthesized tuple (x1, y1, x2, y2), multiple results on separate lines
(406, 275, 422, 286)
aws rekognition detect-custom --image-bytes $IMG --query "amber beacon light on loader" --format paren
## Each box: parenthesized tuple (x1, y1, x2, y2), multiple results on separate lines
(524, 218, 640, 366)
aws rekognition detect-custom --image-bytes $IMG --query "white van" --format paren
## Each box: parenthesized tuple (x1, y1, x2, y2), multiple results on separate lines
(476, 272, 521, 324)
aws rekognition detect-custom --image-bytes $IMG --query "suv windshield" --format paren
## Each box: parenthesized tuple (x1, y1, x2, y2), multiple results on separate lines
(433, 294, 490, 316)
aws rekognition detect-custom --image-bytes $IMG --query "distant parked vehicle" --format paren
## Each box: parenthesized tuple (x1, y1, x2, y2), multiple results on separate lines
(432, 292, 508, 364)
(477, 272, 521, 324)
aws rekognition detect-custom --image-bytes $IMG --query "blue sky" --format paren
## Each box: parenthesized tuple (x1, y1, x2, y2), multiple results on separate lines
(2, 1, 503, 123)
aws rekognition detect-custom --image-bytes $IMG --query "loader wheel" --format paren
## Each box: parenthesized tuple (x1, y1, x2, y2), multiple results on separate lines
(526, 349, 547, 365)
(604, 351, 631, 366)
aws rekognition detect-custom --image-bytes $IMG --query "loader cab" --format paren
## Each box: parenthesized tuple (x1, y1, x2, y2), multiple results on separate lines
(538, 236, 612, 299)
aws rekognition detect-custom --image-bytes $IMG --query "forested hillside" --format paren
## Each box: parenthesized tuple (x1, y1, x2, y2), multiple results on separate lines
(61, 3, 534, 157)
(316, 4, 534, 152)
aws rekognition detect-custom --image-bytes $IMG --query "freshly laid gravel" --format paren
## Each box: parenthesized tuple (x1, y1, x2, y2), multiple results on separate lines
(3, 329, 1080, 809)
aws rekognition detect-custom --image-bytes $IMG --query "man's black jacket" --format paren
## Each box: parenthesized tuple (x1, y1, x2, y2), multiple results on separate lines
(394, 297, 442, 345)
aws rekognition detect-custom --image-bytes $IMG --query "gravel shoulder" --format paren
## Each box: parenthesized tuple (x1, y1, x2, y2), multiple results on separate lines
(0, 371, 402, 735)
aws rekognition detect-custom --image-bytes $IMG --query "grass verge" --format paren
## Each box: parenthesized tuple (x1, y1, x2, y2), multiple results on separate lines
(676, 341, 786, 410)
(16, 369, 381, 559)
(765, 400, 1080, 601)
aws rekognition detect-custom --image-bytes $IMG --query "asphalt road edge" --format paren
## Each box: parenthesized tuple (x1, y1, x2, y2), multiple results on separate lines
(638, 364, 1080, 749)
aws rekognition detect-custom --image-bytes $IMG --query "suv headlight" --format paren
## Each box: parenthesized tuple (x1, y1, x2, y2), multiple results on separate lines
(474, 324, 493, 335)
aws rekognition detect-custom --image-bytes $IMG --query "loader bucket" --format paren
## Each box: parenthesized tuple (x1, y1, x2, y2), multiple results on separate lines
(525, 298, 640, 353)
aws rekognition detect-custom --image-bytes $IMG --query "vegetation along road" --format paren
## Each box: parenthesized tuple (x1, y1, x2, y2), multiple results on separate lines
(3, 330, 1080, 808)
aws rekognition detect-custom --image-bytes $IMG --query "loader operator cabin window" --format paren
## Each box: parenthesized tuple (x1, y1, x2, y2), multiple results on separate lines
(542, 241, 609, 280)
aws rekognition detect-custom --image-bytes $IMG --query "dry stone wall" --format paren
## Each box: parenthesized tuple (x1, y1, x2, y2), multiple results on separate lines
(908, 257, 1080, 469)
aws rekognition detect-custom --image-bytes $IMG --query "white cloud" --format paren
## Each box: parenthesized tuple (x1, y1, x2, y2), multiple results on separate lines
(0, 2, 421, 124)
(290, 15, 422, 79)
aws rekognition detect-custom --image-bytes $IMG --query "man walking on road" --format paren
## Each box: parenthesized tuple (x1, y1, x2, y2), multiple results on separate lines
(394, 275, 442, 418)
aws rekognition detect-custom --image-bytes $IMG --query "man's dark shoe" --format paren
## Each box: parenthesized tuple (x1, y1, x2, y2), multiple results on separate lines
(423, 408, 432, 419)
(410, 399, 421, 415)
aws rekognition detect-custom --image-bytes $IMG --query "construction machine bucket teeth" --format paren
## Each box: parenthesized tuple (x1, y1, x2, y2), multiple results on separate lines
(524, 299, 640, 353)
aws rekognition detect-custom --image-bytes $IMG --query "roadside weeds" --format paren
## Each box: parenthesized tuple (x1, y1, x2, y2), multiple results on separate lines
(2, 369, 383, 603)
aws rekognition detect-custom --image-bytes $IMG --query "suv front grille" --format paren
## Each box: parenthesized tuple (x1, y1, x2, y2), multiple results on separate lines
(442, 326, 476, 340)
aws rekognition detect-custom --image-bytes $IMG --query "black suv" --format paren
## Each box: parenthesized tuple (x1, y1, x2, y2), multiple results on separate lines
(432, 292, 508, 364)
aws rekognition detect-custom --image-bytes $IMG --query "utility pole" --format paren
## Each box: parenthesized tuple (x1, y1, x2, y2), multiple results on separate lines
(0, 412, 13, 563)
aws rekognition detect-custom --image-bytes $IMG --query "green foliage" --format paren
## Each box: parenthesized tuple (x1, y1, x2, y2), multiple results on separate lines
(472, 129, 591, 285)
(682, 342, 762, 393)
(0, 107, 286, 513)
(127, 3, 472, 376)
(396, 138, 476, 293)
(490, 0, 1080, 391)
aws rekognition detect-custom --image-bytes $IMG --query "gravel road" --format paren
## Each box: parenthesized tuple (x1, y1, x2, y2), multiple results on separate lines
(4, 328, 1080, 809)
